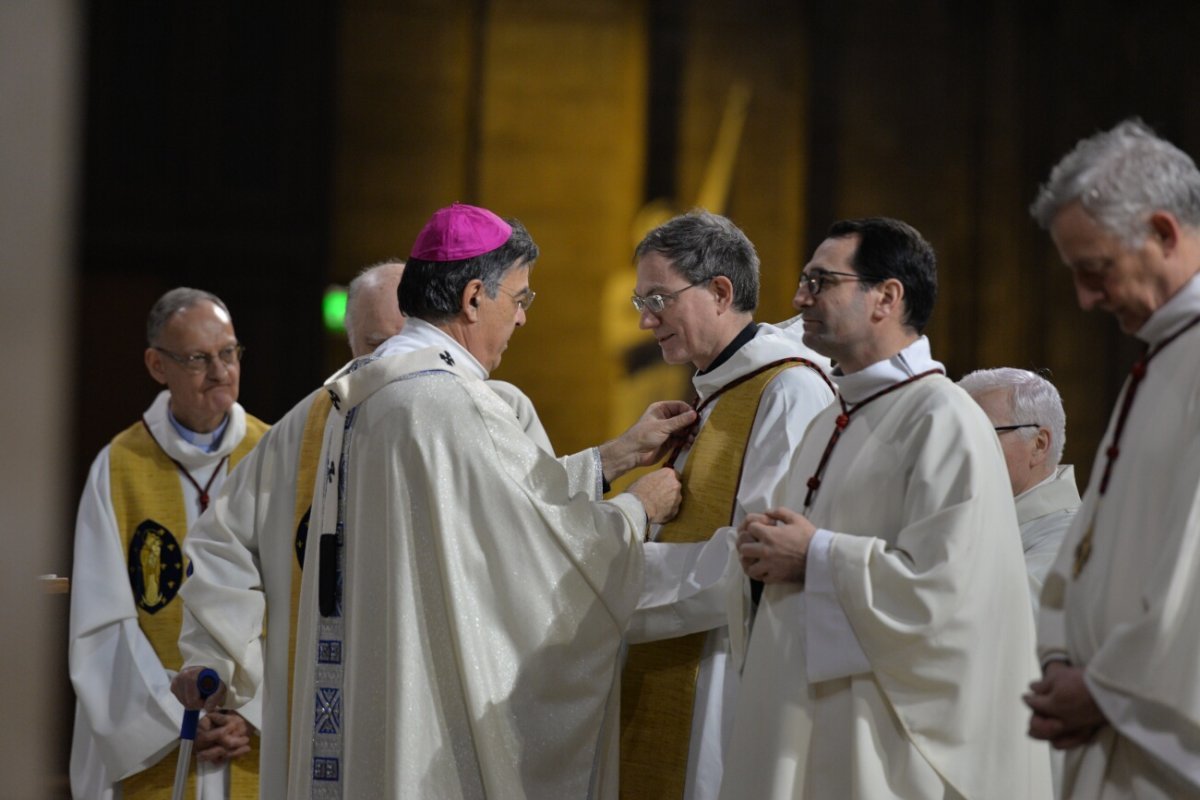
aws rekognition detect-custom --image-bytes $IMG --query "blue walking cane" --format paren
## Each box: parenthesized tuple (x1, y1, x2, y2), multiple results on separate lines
(171, 667, 220, 800)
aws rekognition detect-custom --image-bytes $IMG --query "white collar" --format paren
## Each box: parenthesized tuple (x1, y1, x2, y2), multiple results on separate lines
(1136, 271, 1200, 345)
(692, 320, 832, 402)
(376, 317, 488, 380)
(831, 336, 944, 404)
(142, 390, 246, 469)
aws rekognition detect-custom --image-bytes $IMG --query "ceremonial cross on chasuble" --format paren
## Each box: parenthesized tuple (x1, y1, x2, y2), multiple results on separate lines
(140, 418, 226, 512)
(1072, 312, 1200, 578)
(802, 369, 944, 508)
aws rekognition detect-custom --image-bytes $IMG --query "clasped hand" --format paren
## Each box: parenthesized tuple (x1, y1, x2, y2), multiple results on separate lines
(171, 666, 253, 765)
(736, 507, 816, 584)
(1024, 660, 1107, 749)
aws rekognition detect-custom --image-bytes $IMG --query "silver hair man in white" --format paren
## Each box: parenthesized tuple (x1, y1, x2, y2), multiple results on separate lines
(958, 367, 1078, 616)
(1025, 118, 1200, 798)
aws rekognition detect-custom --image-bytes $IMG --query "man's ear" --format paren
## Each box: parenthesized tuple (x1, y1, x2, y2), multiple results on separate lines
(461, 279, 485, 321)
(872, 278, 906, 323)
(144, 348, 168, 386)
(1030, 427, 1052, 468)
(1148, 210, 1182, 258)
(710, 275, 736, 313)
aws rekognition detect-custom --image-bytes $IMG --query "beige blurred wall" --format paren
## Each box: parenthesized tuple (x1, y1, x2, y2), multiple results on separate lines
(1, 0, 79, 795)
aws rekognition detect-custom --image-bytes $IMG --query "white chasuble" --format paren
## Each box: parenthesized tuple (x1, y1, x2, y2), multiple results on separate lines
(1039, 275, 1200, 799)
(180, 346, 571, 798)
(721, 346, 1051, 800)
(286, 346, 647, 799)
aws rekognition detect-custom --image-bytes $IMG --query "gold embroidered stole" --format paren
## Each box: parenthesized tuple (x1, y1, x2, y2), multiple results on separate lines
(284, 389, 333, 758)
(110, 413, 267, 799)
(620, 362, 799, 800)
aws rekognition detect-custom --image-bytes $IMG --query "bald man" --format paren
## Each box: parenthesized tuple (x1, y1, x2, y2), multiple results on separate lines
(345, 260, 406, 358)
(175, 262, 410, 796)
(69, 288, 268, 799)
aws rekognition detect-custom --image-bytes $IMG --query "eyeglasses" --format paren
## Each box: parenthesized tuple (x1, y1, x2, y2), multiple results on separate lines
(631, 280, 709, 314)
(498, 286, 536, 311)
(994, 423, 1041, 434)
(154, 344, 245, 374)
(798, 270, 867, 297)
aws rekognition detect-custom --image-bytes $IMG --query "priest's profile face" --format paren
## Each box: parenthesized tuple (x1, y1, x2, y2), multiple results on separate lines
(795, 234, 873, 365)
(1050, 201, 1169, 334)
(635, 251, 726, 370)
(144, 299, 241, 433)
(473, 262, 531, 371)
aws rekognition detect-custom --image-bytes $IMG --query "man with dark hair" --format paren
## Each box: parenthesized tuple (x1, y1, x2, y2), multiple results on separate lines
(720, 218, 1051, 798)
(176, 203, 694, 798)
(69, 287, 268, 799)
(620, 210, 835, 800)
(1025, 119, 1200, 798)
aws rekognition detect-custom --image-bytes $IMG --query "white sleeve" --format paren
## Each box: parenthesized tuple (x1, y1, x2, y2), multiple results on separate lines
(803, 529, 871, 681)
(179, 436, 273, 712)
(68, 448, 184, 781)
(626, 528, 739, 643)
(735, 366, 834, 518)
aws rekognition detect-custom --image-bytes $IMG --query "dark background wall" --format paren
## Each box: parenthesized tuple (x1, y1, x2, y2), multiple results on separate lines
(47, 0, 1200, 791)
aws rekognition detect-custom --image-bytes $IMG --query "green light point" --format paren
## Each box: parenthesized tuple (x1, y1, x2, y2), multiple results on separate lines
(323, 287, 348, 333)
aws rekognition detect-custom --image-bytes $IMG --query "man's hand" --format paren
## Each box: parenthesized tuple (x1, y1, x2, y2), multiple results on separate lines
(736, 507, 816, 584)
(171, 665, 227, 712)
(599, 401, 697, 482)
(1024, 660, 1107, 749)
(195, 710, 253, 766)
(627, 468, 683, 525)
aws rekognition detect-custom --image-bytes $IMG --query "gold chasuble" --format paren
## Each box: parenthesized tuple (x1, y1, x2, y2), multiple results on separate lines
(109, 414, 267, 800)
(621, 362, 799, 800)
(283, 389, 333, 757)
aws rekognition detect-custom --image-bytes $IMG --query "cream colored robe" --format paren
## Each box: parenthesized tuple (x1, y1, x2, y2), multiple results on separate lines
(628, 317, 834, 800)
(1016, 464, 1078, 618)
(721, 339, 1052, 799)
(1038, 274, 1200, 798)
(70, 391, 258, 799)
(280, 328, 646, 799)
(179, 365, 553, 800)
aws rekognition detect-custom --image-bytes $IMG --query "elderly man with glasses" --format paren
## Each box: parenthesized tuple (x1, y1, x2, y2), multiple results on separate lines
(958, 367, 1079, 617)
(621, 209, 835, 800)
(68, 287, 268, 799)
(720, 217, 1052, 799)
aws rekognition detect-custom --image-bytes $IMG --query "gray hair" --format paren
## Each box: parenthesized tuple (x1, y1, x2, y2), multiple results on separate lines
(634, 209, 760, 313)
(1030, 118, 1200, 246)
(146, 287, 230, 345)
(399, 219, 538, 323)
(958, 367, 1067, 467)
(346, 259, 404, 337)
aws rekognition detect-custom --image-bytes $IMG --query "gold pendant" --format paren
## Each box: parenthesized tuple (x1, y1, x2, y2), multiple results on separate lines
(1072, 525, 1094, 579)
